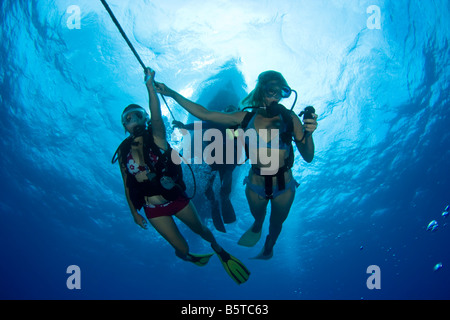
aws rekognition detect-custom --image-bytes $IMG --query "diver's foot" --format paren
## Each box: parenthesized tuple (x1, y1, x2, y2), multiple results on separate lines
(252, 236, 275, 260)
(252, 248, 273, 260)
(237, 224, 262, 247)
(187, 253, 215, 267)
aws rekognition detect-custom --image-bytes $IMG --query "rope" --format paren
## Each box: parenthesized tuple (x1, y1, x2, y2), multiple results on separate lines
(100, 0, 176, 120)
(100, 0, 146, 70)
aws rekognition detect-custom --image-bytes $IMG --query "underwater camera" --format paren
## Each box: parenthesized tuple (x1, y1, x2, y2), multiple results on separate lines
(299, 106, 315, 120)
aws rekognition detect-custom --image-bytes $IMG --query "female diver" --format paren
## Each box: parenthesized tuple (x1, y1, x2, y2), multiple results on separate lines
(156, 71, 318, 259)
(113, 68, 250, 284)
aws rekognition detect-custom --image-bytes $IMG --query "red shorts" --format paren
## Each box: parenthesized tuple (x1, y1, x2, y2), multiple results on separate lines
(143, 196, 190, 220)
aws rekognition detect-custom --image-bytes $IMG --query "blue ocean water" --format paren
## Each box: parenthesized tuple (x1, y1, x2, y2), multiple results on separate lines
(0, 0, 449, 300)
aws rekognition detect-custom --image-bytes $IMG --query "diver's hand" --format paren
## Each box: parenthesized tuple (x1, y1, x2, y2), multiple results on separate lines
(144, 67, 156, 87)
(155, 82, 174, 97)
(172, 120, 185, 129)
(133, 214, 148, 230)
(303, 113, 318, 133)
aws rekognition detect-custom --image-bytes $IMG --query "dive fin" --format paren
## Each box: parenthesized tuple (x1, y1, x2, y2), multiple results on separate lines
(188, 253, 215, 267)
(237, 225, 262, 247)
(214, 249, 250, 285)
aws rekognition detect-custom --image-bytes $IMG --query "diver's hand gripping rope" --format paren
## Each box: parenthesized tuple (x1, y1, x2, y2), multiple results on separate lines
(100, 0, 176, 121)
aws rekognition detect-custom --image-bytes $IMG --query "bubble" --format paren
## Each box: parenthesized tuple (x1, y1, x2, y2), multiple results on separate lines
(442, 205, 449, 218)
(433, 263, 443, 272)
(427, 220, 438, 232)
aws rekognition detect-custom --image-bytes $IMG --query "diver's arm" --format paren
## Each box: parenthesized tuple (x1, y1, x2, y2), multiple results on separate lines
(156, 83, 246, 127)
(297, 134, 315, 163)
(291, 112, 316, 163)
(118, 154, 148, 229)
(145, 68, 168, 150)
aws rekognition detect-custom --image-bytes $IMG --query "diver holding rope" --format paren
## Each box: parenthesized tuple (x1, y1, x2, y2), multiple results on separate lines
(102, 1, 250, 284)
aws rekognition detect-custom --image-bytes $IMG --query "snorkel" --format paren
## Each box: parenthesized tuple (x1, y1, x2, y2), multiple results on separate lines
(262, 85, 298, 117)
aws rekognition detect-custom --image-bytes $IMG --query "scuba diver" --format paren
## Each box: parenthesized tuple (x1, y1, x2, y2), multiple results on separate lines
(172, 105, 239, 233)
(155, 71, 318, 259)
(112, 68, 250, 284)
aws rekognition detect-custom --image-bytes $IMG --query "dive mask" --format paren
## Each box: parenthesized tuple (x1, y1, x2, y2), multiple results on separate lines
(122, 108, 149, 126)
(264, 84, 292, 99)
(121, 105, 150, 136)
